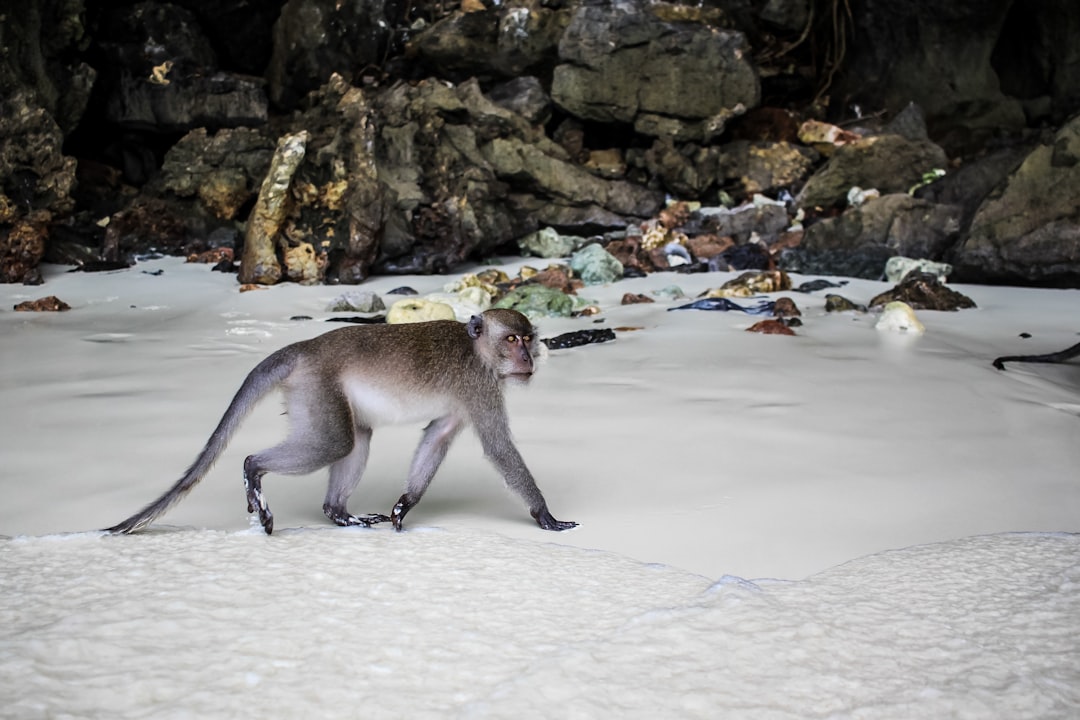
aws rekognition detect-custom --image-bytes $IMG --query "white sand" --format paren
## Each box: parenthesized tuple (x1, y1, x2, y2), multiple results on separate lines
(2, 257, 1078, 717)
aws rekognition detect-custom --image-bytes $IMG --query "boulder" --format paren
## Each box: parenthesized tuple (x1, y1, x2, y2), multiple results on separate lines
(552, 0, 759, 141)
(953, 116, 1080, 285)
(796, 134, 949, 210)
(784, 194, 963, 280)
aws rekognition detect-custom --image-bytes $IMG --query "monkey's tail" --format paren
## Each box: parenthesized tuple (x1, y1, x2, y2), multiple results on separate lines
(104, 349, 298, 535)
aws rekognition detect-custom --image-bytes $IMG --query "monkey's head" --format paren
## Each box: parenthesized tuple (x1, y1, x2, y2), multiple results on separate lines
(467, 309, 539, 384)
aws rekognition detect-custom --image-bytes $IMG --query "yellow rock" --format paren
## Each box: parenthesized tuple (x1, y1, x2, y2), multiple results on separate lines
(387, 298, 457, 324)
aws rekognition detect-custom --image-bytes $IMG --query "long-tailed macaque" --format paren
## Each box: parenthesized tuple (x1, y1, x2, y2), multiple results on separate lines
(105, 309, 576, 535)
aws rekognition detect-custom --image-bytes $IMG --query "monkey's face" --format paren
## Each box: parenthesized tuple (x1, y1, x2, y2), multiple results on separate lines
(470, 310, 539, 383)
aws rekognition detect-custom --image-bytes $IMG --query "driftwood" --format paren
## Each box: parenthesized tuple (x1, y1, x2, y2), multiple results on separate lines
(992, 340, 1080, 371)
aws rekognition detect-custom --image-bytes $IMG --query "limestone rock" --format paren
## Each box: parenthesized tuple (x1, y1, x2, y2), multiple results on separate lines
(239, 130, 309, 285)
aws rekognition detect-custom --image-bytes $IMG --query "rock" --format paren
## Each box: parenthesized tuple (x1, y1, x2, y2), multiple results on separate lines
(518, 227, 582, 258)
(160, 128, 274, 220)
(283, 242, 323, 285)
(697, 203, 790, 244)
(487, 77, 553, 126)
(741, 141, 818, 196)
(836, 0, 1027, 154)
(716, 243, 772, 271)
(552, 1, 759, 141)
(106, 71, 268, 133)
(187, 247, 234, 265)
(1, 212, 50, 284)
(868, 272, 976, 311)
(789, 194, 963, 279)
(772, 297, 801, 317)
(953, 116, 1080, 285)
(824, 294, 868, 312)
(621, 293, 654, 305)
(795, 279, 847, 293)
(266, 0, 396, 109)
(796, 135, 949, 210)
(326, 291, 385, 313)
(493, 284, 574, 318)
(746, 319, 796, 335)
(422, 287, 493, 322)
(652, 285, 687, 300)
(289, 76, 385, 284)
(702, 270, 791, 298)
(527, 263, 582, 294)
(569, 243, 623, 285)
(875, 301, 926, 334)
(14, 295, 70, 311)
(386, 298, 457, 324)
(884, 256, 952, 283)
(238, 130, 308, 285)
(686, 234, 736, 262)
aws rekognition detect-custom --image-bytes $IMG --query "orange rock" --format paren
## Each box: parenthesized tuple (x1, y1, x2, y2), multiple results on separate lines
(746, 319, 795, 335)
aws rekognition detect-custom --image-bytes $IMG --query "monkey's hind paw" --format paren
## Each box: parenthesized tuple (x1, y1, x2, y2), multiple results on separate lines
(532, 507, 578, 531)
(323, 504, 390, 528)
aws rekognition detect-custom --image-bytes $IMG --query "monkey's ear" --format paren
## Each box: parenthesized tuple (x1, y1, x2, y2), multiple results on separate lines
(466, 315, 484, 339)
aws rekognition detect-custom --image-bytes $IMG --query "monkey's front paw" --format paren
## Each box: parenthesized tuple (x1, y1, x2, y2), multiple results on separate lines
(391, 495, 415, 532)
(532, 507, 578, 531)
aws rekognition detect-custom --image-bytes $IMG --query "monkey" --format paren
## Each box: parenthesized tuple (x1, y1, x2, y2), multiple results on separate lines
(105, 308, 577, 536)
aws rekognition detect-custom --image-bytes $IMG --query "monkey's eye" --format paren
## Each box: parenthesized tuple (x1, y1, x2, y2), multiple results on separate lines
(506, 334, 518, 343)
(522, 335, 532, 343)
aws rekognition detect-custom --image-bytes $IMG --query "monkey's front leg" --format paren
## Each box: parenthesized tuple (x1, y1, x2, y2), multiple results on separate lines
(243, 455, 274, 535)
(531, 505, 578, 531)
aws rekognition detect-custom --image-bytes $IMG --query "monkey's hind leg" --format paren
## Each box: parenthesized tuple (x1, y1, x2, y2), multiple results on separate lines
(323, 426, 390, 528)
(244, 389, 357, 534)
(392, 415, 465, 531)
(244, 455, 274, 535)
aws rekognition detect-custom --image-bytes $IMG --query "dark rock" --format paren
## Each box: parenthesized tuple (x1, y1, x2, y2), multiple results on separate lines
(795, 194, 963, 278)
(836, 0, 1026, 154)
(772, 296, 801, 317)
(795, 278, 847, 293)
(408, 3, 569, 80)
(325, 315, 388, 324)
(698, 203, 790, 244)
(952, 115, 1080, 285)
(718, 243, 772, 271)
(796, 135, 949, 210)
(266, 0, 397, 109)
(552, 0, 759, 141)
(93, 2, 268, 132)
(541, 328, 616, 350)
(868, 272, 977, 311)
(487, 77, 552, 125)
(780, 245, 893, 280)
(620, 293, 654, 305)
(824, 294, 867, 312)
